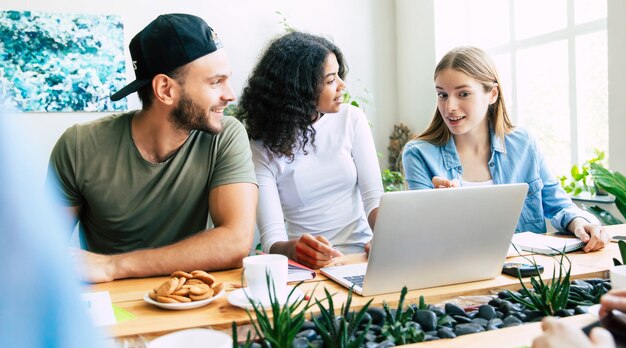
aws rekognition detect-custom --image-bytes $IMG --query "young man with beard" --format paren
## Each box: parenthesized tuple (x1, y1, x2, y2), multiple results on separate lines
(46, 14, 258, 283)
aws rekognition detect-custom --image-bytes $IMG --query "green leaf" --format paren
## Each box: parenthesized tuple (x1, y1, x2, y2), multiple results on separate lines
(590, 163, 626, 220)
(582, 205, 623, 225)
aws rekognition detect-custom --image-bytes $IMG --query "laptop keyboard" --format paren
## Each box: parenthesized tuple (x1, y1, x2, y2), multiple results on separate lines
(343, 274, 365, 287)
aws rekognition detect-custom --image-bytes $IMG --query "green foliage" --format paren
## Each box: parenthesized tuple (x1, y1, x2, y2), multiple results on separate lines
(243, 272, 314, 348)
(341, 89, 370, 110)
(567, 281, 608, 307)
(382, 169, 405, 192)
(381, 287, 425, 345)
(312, 287, 373, 348)
(231, 321, 255, 348)
(590, 162, 626, 221)
(506, 252, 572, 316)
(580, 204, 623, 226)
(417, 295, 428, 310)
(613, 240, 626, 266)
(224, 103, 240, 117)
(558, 149, 605, 196)
(275, 11, 295, 33)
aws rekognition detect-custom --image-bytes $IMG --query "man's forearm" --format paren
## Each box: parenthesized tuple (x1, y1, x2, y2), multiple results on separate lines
(109, 225, 253, 280)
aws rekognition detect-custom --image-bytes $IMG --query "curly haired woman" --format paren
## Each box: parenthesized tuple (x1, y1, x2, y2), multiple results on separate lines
(238, 32, 383, 268)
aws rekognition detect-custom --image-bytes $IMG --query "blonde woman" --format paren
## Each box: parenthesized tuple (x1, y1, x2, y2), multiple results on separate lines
(402, 46, 607, 251)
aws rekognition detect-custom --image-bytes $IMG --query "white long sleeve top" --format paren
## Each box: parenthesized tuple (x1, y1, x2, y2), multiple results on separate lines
(251, 104, 383, 254)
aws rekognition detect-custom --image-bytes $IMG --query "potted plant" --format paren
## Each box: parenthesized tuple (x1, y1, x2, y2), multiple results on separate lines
(558, 149, 606, 197)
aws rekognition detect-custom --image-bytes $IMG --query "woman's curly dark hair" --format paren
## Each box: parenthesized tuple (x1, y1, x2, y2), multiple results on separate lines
(237, 32, 347, 161)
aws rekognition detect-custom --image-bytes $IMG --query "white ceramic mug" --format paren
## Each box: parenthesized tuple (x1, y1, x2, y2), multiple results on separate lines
(243, 254, 288, 305)
(611, 264, 626, 290)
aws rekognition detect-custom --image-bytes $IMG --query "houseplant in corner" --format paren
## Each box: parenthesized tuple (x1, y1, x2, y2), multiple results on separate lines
(558, 149, 606, 197)
(590, 162, 626, 221)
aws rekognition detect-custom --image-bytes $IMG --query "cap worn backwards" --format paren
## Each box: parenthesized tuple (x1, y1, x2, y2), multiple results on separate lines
(110, 13, 223, 101)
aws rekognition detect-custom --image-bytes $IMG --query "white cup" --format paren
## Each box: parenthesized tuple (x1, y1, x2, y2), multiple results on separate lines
(243, 254, 288, 305)
(611, 265, 626, 290)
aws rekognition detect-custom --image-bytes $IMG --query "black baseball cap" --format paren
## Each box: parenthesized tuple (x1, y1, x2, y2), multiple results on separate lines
(110, 13, 223, 101)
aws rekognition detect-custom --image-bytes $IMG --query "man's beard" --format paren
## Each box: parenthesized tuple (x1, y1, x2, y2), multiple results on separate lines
(170, 92, 223, 134)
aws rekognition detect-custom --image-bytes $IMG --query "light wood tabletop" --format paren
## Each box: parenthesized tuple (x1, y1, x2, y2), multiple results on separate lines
(93, 224, 624, 345)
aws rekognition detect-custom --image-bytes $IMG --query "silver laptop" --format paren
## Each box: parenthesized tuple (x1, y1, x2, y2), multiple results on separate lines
(320, 183, 528, 296)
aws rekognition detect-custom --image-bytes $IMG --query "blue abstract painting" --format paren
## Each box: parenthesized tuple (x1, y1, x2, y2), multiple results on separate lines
(0, 11, 127, 112)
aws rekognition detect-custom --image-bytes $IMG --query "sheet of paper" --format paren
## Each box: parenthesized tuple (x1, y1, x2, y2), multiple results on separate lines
(81, 291, 116, 327)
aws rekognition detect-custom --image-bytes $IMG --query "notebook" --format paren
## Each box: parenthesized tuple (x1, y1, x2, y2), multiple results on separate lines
(320, 184, 528, 296)
(510, 232, 584, 255)
(287, 260, 316, 282)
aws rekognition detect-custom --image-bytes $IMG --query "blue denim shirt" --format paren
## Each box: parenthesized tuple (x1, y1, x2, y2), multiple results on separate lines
(402, 127, 598, 233)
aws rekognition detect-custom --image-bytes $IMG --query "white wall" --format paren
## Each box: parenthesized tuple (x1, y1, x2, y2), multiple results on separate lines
(1, 0, 398, 184)
(608, 0, 626, 173)
(395, 0, 436, 136)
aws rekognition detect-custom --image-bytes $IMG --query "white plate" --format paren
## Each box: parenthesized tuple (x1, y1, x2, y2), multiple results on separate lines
(143, 289, 225, 310)
(147, 328, 231, 348)
(228, 286, 304, 310)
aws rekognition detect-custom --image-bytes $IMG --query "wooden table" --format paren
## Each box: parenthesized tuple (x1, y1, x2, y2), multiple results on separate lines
(93, 224, 624, 346)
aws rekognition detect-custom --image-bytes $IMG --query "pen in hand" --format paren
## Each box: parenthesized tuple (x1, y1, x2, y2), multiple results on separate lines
(295, 234, 343, 269)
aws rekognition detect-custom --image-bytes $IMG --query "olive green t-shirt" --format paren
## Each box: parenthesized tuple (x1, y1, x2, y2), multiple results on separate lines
(47, 112, 256, 254)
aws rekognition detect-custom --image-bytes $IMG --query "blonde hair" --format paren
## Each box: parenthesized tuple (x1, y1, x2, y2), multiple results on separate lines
(417, 46, 514, 147)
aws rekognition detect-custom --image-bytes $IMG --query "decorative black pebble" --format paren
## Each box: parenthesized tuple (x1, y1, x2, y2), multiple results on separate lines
(369, 324, 382, 335)
(500, 301, 522, 313)
(428, 305, 446, 317)
(510, 311, 527, 322)
(424, 335, 440, 341)
(437, 326, 457, 339)
(554, 309, 574, 317)
(572, 279, 592, 290)
(574, 306, 589, 315)
(471, 318, 489, 328)
(454, 323, 485, 336)
(478, 304, 497, 320)
(300, 320, 317, 331)
(453, 315, 473, 324)
(503, 316, 522, 325)
(489, 298, 504, 307)
(524, 310, 543, 322)
(367, 307, 386, 325)
(498, 291, 512, 299)
(488, 318, 503, 328)
(414, 310, 437, 331)
(445, 303, 467, 317)
(296, 329, 317, 341)
(359, 312, 373, 325)
(291, 337, 309, 348)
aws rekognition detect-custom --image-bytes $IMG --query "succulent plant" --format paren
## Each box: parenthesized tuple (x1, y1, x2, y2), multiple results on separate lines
(312, 287, 373, 348)
(381, 287, 425, 344)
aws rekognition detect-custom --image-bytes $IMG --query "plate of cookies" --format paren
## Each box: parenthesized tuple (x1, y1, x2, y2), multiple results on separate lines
(144, 270, 225, 310)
